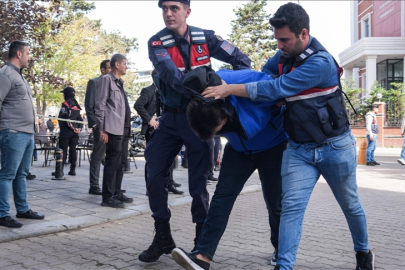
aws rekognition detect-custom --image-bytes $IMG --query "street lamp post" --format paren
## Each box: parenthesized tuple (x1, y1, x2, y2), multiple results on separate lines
(376, 93, 382, 102)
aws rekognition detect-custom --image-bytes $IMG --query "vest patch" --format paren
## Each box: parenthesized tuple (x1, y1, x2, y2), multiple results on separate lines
(155, 49, 171, 61)
(151, 41, 162, 46)
(196, 45, 203, 54)
(196, 55, 209, 61)
(220, 41, 235, 56)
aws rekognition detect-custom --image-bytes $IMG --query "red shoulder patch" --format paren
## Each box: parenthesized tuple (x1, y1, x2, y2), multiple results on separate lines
(151, 41, 162, 47)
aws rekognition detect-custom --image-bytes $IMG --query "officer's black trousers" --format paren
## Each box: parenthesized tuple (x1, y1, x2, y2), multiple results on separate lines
(145, 111, 213, 223)
(58, 129, 78, 167)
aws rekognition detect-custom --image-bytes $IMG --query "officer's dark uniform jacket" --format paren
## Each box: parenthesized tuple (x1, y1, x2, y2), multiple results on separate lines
(277, 38, 349, 145)
(58, 99, 83, 139)
(148, 25, 251, 110)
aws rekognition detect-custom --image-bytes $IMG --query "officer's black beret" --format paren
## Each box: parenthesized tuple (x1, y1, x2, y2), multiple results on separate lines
(60, 87, 75, 95)
(158, 0, 190, 8)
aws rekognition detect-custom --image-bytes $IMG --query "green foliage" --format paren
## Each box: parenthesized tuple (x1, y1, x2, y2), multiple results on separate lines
(228, 0, 277, 71)
(385, 82, 405, 121)
(0, 0, 138, 115)
(341, 78, 362, 124)
(218, 63, 233, 70)
(122, 72, 151, 102)
(357, 81, 405, 121)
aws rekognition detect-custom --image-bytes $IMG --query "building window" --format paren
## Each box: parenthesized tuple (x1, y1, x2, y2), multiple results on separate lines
(377, 59, 404, 90)
(361, 14, 371, 38)
(364, 19, 369, 37)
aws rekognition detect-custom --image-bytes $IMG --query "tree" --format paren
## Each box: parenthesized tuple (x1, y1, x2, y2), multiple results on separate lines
(341, 78, 362, 124)
(228, 0, 277, 71)
(0, 0, 95, 115)
(0, 0, 138, 115)
(33, 16, 138, 115)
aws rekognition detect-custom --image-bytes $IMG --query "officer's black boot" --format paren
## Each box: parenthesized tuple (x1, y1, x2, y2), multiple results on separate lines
(167, 180, 184, 194)
(68, 165, 76, 176)
(191, 222, 204, 252)
(138, 218, 176, 262)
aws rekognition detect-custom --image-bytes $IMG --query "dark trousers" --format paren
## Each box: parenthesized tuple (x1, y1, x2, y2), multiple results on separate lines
(145, 111, 213, 223)
(210, 135, 221, 175)
(196, 141, 287, 259)
(89, 129, 106, 188)
(116, 135, 129, 187)
(144, 128, 175, 187)
(58, 131, 79, 167)
(102, 133, 125, 201)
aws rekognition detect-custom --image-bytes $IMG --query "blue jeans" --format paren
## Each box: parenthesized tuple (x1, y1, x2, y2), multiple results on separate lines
(196, 141, 287, 259)
(0, 129, 34, 218)
(399, 136, 405, 160)
(366, 134, 377, 162)
(278, 131, 369, 270)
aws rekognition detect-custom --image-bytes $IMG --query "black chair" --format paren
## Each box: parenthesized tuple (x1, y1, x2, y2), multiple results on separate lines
(34, 134, 57, 167)
(76, 133, 93, 167)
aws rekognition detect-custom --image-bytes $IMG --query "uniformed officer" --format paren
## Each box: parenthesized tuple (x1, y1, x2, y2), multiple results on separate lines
(139, 0, 251, 263)
(58, 87, 83, 176)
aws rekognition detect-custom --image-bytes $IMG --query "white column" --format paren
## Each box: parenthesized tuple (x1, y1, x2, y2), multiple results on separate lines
(401, 1, 405, 37)
(344, 68, 353, 83)
(366, 56, 377, 93)
(353, 68, 360, 88)
(351, 0, 359, 44)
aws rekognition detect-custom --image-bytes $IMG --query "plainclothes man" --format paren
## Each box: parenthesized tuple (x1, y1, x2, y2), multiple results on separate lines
(0, 40, 45, 228)
(172, 68, 287, 270)
(398, 112, 405, 165)
(201, 3, 374, 270)
(365, 104, 379, 166)
(85, 59, 111, 195)
(95, 54, 133, 208)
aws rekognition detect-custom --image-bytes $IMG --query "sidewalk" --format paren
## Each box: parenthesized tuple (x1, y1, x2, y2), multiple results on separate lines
(0, 152, 262, 243)
(0, 146, 403, 246)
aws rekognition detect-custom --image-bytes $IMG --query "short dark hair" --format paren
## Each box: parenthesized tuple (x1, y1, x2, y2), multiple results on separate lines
(110, 54, 126, 69)
(370, 104, 379, 110)
(100, 60, 110, 71)
(186, 98, 227, 141)
(269, 2, 310, 37)
(8, 40, 29, 59)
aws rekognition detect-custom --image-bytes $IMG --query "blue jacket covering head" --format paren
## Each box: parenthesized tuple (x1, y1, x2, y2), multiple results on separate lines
(216, 69, 287, 154)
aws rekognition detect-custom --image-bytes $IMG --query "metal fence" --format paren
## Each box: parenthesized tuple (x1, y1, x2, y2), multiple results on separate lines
(348, 112, 402, 127)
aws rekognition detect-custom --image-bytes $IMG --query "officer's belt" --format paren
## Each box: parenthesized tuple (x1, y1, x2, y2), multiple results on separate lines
(163, 106, 186, 114)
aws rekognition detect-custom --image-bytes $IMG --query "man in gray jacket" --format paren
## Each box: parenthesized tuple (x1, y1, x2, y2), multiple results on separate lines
(85, 59, 111, 195)
(0, 40, 45, 228)
(95, 54, 133, 208)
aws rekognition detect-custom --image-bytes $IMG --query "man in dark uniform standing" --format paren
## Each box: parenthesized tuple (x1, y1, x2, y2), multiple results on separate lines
(58, 87, 83, 176)
(138, 0, 251, 263)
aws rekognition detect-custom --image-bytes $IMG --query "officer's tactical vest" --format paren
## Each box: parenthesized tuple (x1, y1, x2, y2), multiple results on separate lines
(156, 26, 211, 109)
(279, 38, 349, 144)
